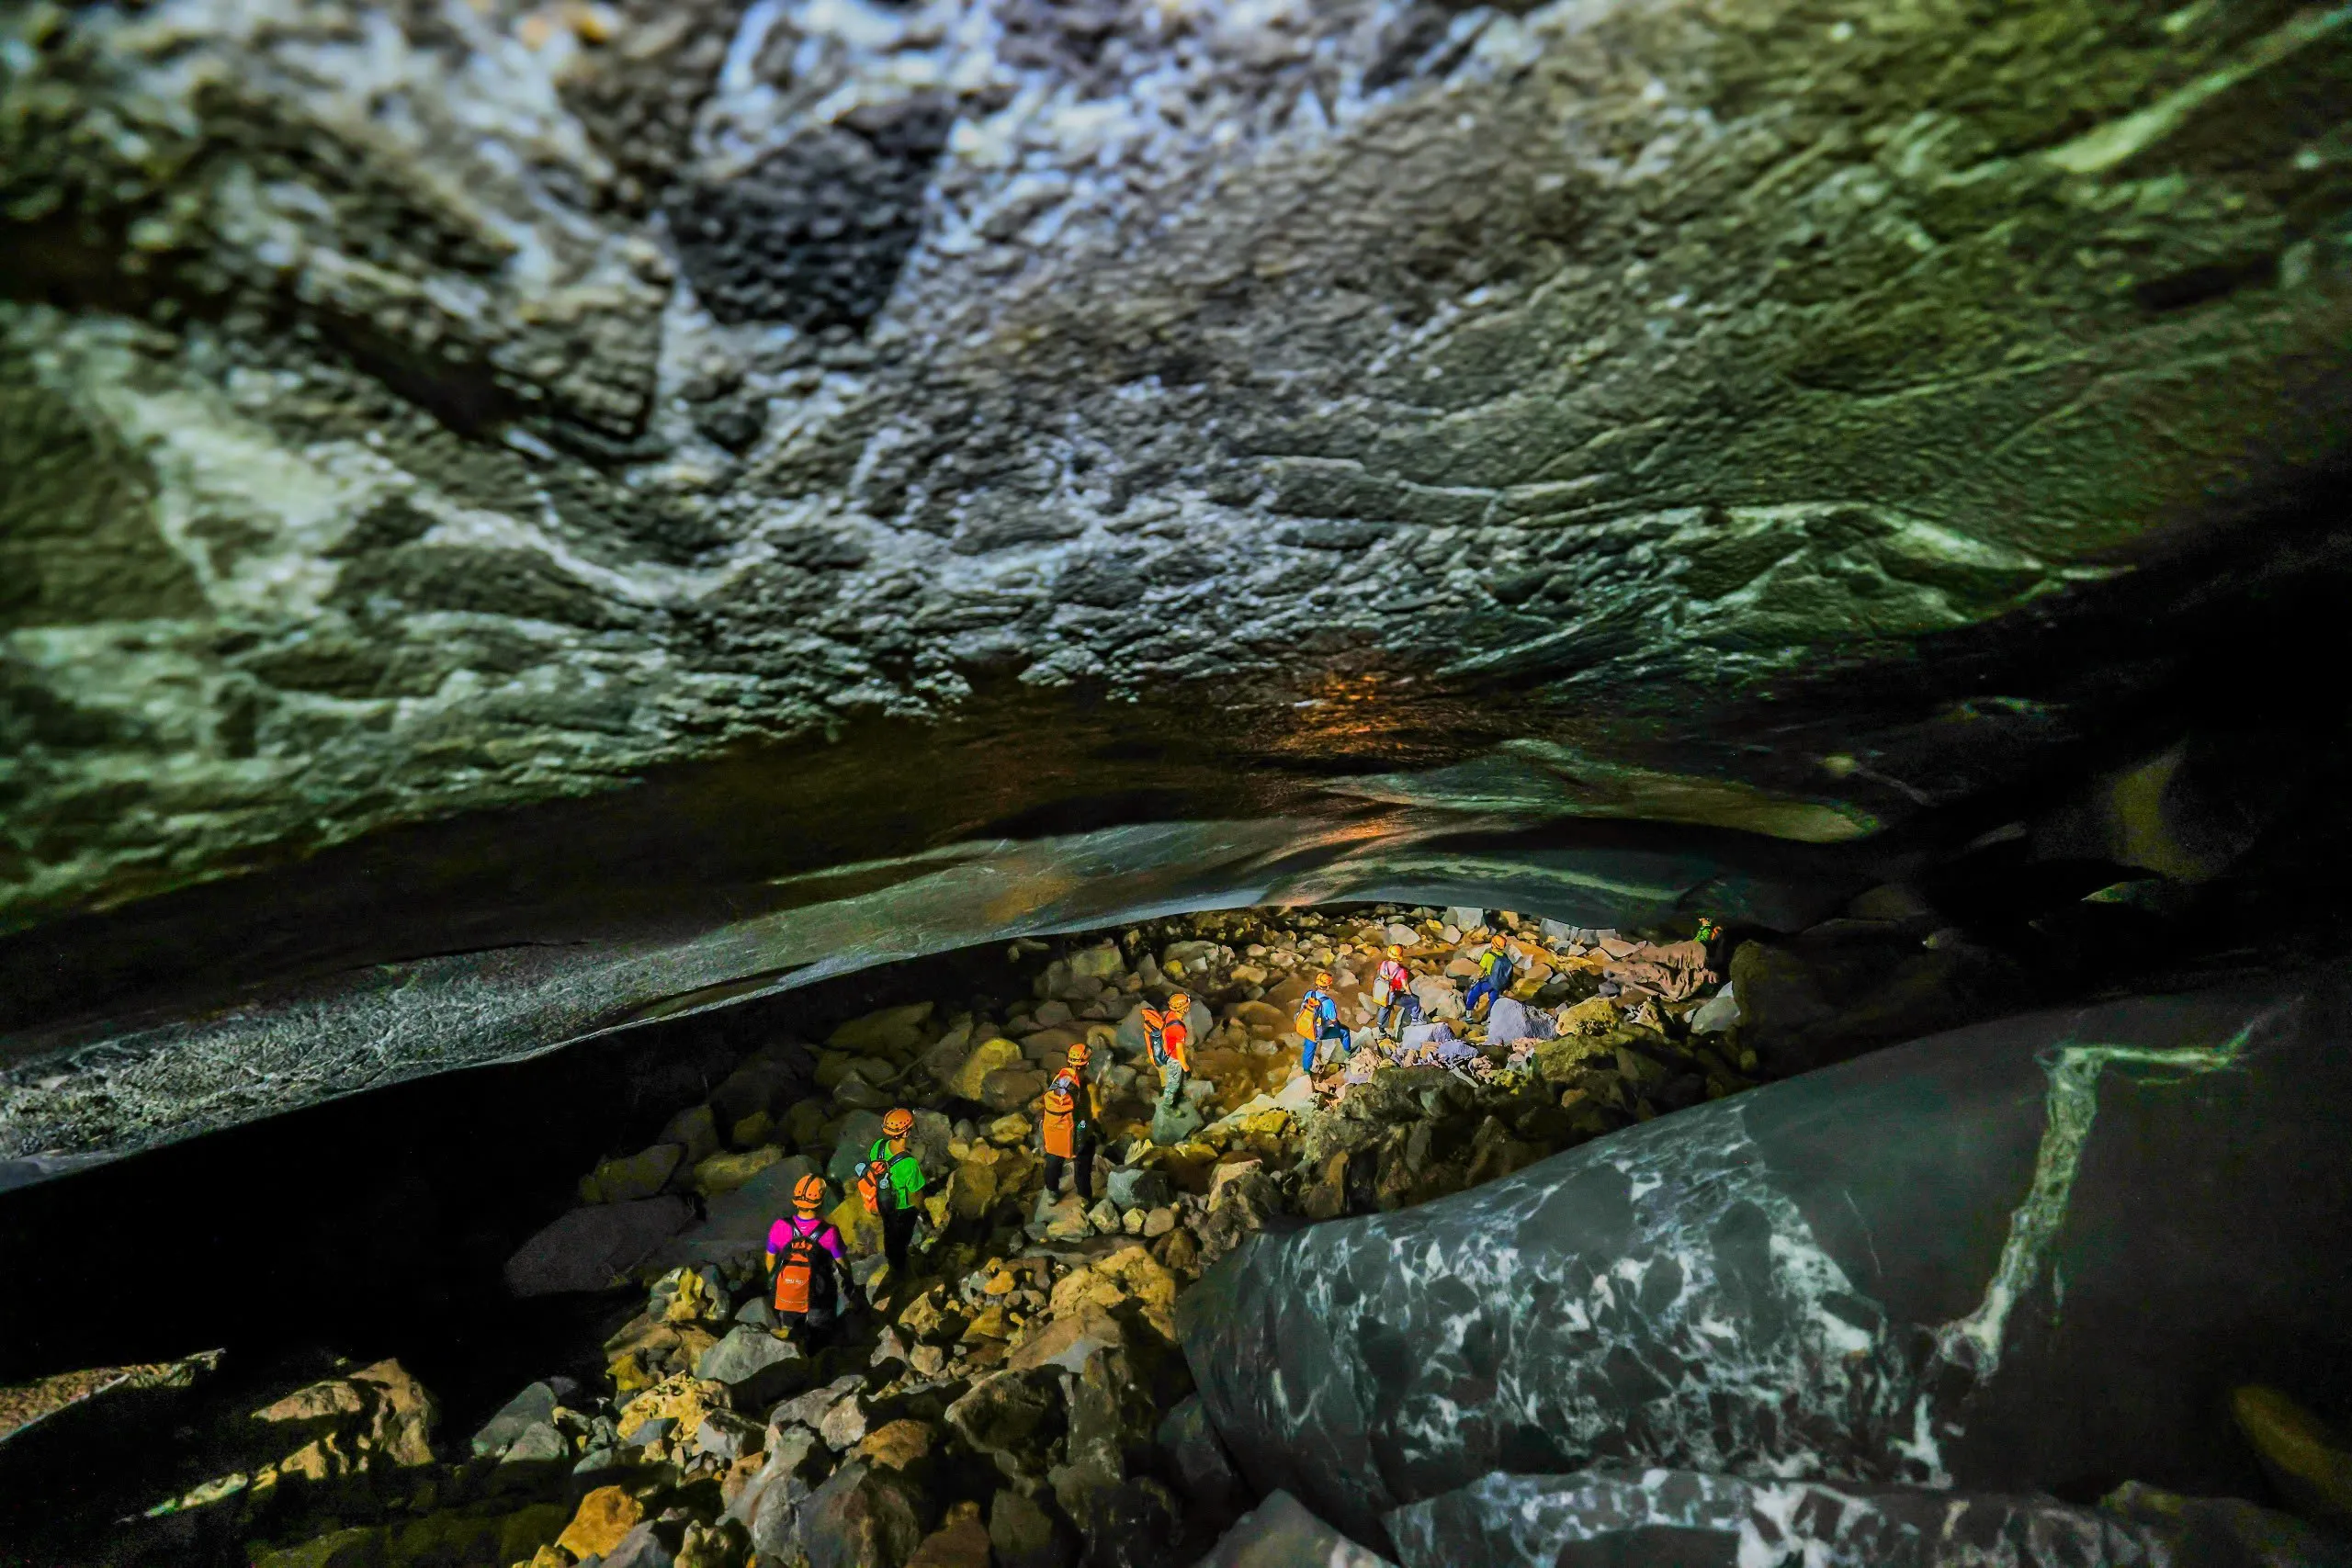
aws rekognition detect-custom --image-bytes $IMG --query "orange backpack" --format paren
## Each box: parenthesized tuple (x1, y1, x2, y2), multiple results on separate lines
(773, 1230, 821, 1314)
(1042, 1075, 1079, 1157)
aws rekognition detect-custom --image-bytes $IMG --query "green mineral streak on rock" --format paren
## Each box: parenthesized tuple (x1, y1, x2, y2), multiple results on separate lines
(1934, 1016, 2267, 1378)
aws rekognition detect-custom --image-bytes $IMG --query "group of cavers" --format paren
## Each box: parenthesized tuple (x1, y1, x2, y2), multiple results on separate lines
(759, 994, 1204, 1341)
(1296, 934, 1523, 1072)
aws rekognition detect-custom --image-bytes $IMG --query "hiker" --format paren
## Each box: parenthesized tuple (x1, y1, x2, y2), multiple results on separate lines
(1465, 932, 1516, 1020)
(860, 1108, 927, 1285)
(766, 1173, 850, 1346)
(1146, 992, 1193, 1111)
(1041, 1040, 1102, 1201)
(1373, 944, 1417, 1036)
(1295, 970, 1350, 1074)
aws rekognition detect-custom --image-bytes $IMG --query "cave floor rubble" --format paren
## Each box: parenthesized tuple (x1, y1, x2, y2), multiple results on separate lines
(28, 904, 2350, 1568)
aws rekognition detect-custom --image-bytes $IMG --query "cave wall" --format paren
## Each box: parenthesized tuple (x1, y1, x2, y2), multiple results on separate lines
(0, 0, 2346, 933)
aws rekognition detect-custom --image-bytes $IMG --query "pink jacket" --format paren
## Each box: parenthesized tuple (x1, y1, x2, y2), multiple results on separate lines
(767, 1214, 846, 1261)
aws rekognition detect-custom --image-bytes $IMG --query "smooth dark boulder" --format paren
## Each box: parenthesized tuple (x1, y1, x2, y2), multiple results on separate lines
(503, 1197, 694, 1296)
(1182, 966, 2352, 1550)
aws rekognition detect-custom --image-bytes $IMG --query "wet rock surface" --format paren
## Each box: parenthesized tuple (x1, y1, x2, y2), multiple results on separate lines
(8, 906, 2350, 1566)
(1183, 960, 2352, 1556)
(2, 0, 2350, 1175)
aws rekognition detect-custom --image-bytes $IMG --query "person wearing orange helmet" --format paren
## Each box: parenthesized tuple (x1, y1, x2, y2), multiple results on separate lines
(1374, 944, 1417, 1036)
(1144, 992, 1194, 1114)
(1295, 970, 1350, 1074)
(1041, 1040, 1104, 1201)
(860, 1108, 928, 1283)
(766, 1171, 849, 1344)
(1466, 932, 1516, 1021)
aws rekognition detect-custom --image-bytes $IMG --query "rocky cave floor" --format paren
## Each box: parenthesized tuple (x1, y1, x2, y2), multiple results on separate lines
(3, 899, 2346, 1568)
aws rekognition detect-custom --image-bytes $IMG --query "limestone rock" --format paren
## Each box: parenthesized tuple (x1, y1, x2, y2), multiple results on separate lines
(795, 1460, 936, 1568)
(949, 1038, 1028, 1101)
(696, 1325, 805, 1403)
(505, 1197, 694, 1296)
(906, 1500, 992, 1568)
(990, 1487, 1076, 1568)
(694, 1145, 784, 1198)
(254, 1359, 439, 1479)
(1157, 1396, 1246, 1525)
(582, 1144, 686, 1204)
(558, 1485, 647, 1561)
(661, 1105, 722, 1168)
(831, 1003, 935, 1056)
(1194, 1490, 1393, 1568)
(2231, 1385, 2352, 1524)
(1389, 1471, 2342, 1568)
(469, 1378, 579, 1459)
(946, 1369, 1067, 1483)
(1182, 973, 2352, 1547)
(982, 1067, 1051, 1112)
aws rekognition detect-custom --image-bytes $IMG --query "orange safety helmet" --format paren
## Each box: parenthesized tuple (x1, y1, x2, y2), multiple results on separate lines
(1167, 992, 1191, 1015)
(1386, 944, 1403, 958)
(1067, 1040, 1092, 1067)
(1315, 970, 1334, 987)
(882, 1108, 915, 1137)
(793, 1172, 826, 1211)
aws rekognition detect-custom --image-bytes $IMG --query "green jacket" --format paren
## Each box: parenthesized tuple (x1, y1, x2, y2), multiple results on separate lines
(865, 1139, 926, 1211)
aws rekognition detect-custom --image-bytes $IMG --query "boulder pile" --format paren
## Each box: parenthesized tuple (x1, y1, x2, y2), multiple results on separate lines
(156, 904, 1758, 1566)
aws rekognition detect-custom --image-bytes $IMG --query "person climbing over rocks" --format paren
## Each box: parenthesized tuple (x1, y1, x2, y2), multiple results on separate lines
(861, 1108, 927, 1288)
(1041, 1040, 1102, 1202)
(1374, 944, 1416, 1036)
(1296, 971, 1349, 1074)
(767, 1172, 849, 1347)
(1146, 992, 1193, 1111)
(1466, 931, 1516, 1020)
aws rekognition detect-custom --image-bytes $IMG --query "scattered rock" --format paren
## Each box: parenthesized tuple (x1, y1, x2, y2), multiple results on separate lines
(696, 1325, 806, 1404)
(558, 1484, 647, 1560)
(906, 1499, 993, 1568)
(694, 1145, 784, 1197)
(949, 1037, 1027, 1100)
(990, 1486, 1076, 1568)
(796, 1460, 936, 1568)
(662, 1104, 722, 1168)
(469, 1378, 579, 1459)
(946, 1369, 1066, 1483)
(582, 1144, 686, 1204)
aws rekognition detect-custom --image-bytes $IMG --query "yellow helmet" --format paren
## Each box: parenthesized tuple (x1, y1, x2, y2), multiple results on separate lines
(882, 1108, 914, 1137)
(1386, 944, 1403, 958)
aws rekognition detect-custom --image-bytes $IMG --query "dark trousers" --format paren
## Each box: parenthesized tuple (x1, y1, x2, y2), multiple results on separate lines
(1379, 995, 1419, 1034)
(1044, 1138, 1096, 1202)
(879, 1202, 919, 1279)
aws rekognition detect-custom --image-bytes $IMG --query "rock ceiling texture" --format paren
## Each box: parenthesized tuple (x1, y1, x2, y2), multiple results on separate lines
(0, 0, 2347, 1168)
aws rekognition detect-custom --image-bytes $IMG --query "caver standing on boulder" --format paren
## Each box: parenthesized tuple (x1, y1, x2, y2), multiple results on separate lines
(860, 1108, 928, 1286)
(1295, 971, 1350, 1074)
(1145, 992, 1194, 1111)
(767, 1173, 851, 1347)
(1373, 945, 1417, 1036)
(1041, 1040, 1103, 1201)
(1466, 932, 1516, 1020)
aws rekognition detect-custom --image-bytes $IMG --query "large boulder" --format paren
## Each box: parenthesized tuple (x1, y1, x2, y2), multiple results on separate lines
(795, 1460, 937, 1568)
(1196, 1491, 1394, 1568)
(1181, 966, 2352, 1551)
(503, 1197, 694, 1296)
(1385, 1472, 2341, 1568)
